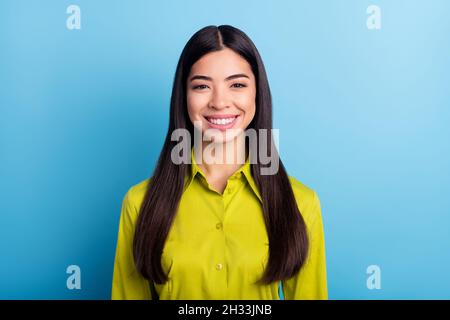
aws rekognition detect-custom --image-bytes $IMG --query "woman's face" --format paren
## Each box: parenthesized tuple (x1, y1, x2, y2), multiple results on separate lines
(187, 48, 256, 143)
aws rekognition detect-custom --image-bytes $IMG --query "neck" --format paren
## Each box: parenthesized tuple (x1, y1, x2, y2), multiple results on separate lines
(195, 134, 247, 179)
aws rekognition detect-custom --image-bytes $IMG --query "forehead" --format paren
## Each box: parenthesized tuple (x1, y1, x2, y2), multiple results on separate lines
(189, 48, 253, 78)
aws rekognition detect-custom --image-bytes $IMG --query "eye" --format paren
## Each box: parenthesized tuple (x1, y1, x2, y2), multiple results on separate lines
(192, 84, 209, 90)
(231, 83, 247, 88)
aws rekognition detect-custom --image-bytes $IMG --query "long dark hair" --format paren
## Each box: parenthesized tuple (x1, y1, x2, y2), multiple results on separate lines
(133, 25, 309, 286)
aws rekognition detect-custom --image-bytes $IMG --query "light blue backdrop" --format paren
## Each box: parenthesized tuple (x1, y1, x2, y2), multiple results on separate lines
(1, 0, 449, 299)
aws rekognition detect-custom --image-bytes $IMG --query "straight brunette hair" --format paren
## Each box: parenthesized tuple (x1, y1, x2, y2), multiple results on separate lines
(133, 25, 309, 285)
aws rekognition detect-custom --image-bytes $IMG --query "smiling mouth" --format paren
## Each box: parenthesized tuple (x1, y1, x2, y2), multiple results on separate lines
(204, 115, 239, 126)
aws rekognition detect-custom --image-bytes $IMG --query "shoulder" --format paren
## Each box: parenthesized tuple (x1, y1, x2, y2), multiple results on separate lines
(288, 176, 322, 226)
(123, 178, 151, 212)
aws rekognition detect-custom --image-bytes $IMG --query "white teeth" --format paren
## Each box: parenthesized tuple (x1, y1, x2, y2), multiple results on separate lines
(207, 117, 236, 125)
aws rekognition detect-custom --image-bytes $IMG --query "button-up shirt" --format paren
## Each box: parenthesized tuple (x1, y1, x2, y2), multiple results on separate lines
(112, 150, 327, 299)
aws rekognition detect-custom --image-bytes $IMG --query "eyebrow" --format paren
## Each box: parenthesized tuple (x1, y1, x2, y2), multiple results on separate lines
(189, 73, 250, 82)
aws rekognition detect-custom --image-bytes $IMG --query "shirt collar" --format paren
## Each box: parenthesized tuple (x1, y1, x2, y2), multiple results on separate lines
(184, 147, 262, 202)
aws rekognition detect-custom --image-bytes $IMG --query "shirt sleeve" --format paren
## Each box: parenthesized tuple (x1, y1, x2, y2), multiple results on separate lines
(111, 189, 152, 300)
(282, 190, 328, 300)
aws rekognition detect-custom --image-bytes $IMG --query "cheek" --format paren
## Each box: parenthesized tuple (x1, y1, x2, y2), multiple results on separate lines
(239, 93, 256, 122)
(187, 93, 204, 119)
(243, 105, 256, 126)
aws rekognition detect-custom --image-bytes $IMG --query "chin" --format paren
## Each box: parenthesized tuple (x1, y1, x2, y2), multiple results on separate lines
(205, 128, 245, 144)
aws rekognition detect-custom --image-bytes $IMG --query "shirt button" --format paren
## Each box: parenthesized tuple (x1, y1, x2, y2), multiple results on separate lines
(216, 222, 223, 230)
(216, 263, 223, 271)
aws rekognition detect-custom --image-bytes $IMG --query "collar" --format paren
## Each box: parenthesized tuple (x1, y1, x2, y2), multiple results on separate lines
(184, 147, 262, 202)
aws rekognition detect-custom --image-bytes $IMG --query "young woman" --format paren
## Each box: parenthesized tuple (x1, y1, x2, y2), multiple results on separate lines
(112, 25, 327, 300)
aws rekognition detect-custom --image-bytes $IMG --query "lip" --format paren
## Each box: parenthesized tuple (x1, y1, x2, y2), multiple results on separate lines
(203, 114, 240, 131)
(204, 114, 239, 119)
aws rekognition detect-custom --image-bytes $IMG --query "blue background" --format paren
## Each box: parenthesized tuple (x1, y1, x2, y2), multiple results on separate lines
(1, 0, 449, 299)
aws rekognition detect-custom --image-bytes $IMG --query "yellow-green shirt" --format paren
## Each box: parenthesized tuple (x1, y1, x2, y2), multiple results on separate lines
(112, 153, 328, 300)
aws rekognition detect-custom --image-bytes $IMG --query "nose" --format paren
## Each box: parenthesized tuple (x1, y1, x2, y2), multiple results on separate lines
(208, 86, 230, 110)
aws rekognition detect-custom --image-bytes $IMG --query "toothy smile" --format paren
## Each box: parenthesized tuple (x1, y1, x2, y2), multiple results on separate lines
(204, 115, 239, 126)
